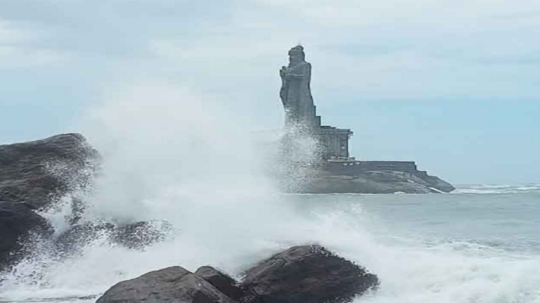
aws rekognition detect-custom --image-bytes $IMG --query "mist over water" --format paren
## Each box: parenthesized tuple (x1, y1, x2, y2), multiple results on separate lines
(1, 84, 540, 303)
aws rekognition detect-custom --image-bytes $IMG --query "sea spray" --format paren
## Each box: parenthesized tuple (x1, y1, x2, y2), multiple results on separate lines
(0, 83, 322, 301)
(273, 122, 323, 192)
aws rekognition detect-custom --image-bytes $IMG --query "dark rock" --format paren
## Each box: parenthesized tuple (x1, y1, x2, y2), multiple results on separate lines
(0, 201, 52, 270)
(300, 170, 446, 194)
(96, 266, 236, 303)
(420, 174, 456, 193)
(111, 220, 173, 250)
(240, 245, 378, 303)
(54, 222, 115, 255)
(55, 220, 173, 254)
(0, 133, 98, 210)
(195, 266, 243, 300)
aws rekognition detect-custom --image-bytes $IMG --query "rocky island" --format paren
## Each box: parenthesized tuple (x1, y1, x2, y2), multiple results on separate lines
(277, 45, 454, 194)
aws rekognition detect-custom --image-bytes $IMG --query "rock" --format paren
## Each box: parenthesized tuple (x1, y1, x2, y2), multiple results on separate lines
(96, 245, 379, 303)
(96, 266, 236, 303)
(0, 201, 52, 270)
(54, 222, 115, 255)
(111, 220, 173, 250)
(421, 174, 456, 193)
(240, 244, 378, 303)
(55, 220, 173, 254)
(300, 170, 448, 194)
(195, 266, 243, 300)
(0, 133, 98, 210)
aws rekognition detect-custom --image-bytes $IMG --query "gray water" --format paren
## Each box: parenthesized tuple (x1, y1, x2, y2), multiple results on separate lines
(2, 184, 540, 303)
(296, 188, 540, 255)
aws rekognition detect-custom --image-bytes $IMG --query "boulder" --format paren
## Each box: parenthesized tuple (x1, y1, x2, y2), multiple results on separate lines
(195, 266, 243, 300)
(0, 201, 52, 270)
(96, 266, 236, 303)
(240, 245, 378, 303)
(54, 222, 115, 255)
(111, 220, 173, 250)
(0, 133, 98, 210)
(55, 220, 173, 254)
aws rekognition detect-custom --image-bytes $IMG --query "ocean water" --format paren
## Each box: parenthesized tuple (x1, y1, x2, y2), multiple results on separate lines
(1, 87, 539, 303)
(2, 187, 540, 303)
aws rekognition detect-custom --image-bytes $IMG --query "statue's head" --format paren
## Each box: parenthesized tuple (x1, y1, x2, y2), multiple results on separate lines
(288, 45, 305, 66)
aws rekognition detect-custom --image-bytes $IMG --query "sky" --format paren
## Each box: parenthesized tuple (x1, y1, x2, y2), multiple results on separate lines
(1, 0, 539, 184)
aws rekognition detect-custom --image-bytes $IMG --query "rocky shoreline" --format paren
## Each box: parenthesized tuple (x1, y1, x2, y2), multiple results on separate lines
(96, 245, 378, 303)
(0, 133, 454, 302)
(0, 133, 454, 271)
(300, 170, 455, 194)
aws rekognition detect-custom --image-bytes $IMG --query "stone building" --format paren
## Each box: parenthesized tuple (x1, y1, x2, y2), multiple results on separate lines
(318, 126, 353, 160)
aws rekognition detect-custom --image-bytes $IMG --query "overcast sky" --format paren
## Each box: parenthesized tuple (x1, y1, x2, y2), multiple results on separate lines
(1, 0, 539, 184)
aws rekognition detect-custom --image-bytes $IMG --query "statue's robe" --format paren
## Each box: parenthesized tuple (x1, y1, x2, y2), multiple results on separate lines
(280, 61, 316, 128)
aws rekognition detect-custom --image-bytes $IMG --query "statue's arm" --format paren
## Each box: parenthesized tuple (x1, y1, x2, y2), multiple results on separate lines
(280, 67, 288, 105)
(280, 83, 287, 104)
(284, 64, 308, 80)
(285, 73, 304, 79)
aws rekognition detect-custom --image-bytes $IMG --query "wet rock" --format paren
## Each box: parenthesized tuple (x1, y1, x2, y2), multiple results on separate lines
(55, 220, 173, 254)
(301, 171, 439, 194)
(54, 222, 115, 255)
(96, 266, 236, 303)
(0, 133, 99, 210)
(195, 266, 243, 300)
(111, 220, 173, 250)
(240, 244, 378, 303)
(0, 201, 52, 270)
(421, 174, 456, 193)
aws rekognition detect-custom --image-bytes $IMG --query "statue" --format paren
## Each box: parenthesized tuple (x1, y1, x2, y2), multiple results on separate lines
(280, 45, 316, 130)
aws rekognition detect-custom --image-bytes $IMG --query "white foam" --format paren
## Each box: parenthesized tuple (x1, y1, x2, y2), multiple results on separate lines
(453, 184, 540, 194)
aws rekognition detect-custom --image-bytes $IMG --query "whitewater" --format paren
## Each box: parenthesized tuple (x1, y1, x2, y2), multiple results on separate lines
(1, 85, 540, 303)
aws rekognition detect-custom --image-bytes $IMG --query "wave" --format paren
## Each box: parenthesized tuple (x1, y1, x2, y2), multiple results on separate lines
(453, 184, 540, 194)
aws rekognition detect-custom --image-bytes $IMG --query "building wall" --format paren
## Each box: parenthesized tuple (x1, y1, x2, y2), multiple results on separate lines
(318, 127, 352, 159)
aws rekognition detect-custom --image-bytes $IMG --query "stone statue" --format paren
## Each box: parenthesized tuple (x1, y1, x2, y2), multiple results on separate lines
(280, 45, 316, 129)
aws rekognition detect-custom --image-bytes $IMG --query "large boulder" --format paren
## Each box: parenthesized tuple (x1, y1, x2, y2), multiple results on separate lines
(195, 266, 243, 300)
(111, 220, 173, 250)
(0, 133, 98, 210)
(55, 220, 173, 255)
(0, 201, 52, 270)
(54, 222, 115, 255)
(240, 245, 378, 303)
(96, 266, 236, 303)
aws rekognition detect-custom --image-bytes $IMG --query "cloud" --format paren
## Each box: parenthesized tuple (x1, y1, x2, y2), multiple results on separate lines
(0, 46, 67, 68)
(1, 0, 540, 98)
(0, 20, 29, 43)
(135, 0, 540, 102)
(0, 20, 68, 68)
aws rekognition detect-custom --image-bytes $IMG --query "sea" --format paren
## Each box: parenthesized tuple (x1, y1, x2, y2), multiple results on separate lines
(1, 185, 540, 303)
(1, 94, 539, 303)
